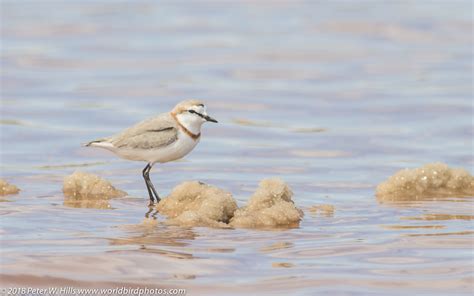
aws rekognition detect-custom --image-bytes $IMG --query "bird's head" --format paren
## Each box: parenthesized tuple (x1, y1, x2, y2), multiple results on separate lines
(171, 100, 218, 134)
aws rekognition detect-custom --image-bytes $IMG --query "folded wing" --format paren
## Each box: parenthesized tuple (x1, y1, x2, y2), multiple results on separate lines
(107, 113, 179, 150)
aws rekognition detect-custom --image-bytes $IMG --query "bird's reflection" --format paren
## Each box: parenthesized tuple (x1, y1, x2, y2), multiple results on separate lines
(109, 209, 198, 253)
(144, 205, 159, 219)
(63, 197, 113, 209)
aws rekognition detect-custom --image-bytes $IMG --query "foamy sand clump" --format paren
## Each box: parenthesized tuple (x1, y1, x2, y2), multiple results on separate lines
(229, 178, 303, 228)
(376, 163, 474, 202)
(157, 181, 237, 228)
(157, 178, 303, 229)
(63, 171, 126, 199)
(0, 179, 20, 196)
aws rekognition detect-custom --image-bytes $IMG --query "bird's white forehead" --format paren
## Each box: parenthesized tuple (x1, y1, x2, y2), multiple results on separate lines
(189, 104, 206, 113)
(172, 100, 205, 114)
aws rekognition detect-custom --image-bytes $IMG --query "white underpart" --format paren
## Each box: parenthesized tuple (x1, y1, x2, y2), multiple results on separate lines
(113, 129, 200, 164)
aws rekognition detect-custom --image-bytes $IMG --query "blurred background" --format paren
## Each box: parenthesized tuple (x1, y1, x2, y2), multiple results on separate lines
(1, 1, 473, 295)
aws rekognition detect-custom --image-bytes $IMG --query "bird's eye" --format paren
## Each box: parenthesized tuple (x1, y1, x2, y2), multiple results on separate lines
(187, 109, 205, 119)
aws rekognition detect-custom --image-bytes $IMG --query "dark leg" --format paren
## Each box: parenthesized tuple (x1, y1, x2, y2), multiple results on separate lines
(142, 163, 161, 204)
(142, 163, 155, 203)
(146, 164, 161, 203)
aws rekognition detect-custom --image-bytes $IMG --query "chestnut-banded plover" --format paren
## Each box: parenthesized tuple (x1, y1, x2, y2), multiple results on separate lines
(85, 100, 218, 204)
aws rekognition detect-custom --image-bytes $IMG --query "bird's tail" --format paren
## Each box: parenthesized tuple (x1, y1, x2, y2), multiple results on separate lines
(83, 138, 111, 148)
(83, 140, 99, 147)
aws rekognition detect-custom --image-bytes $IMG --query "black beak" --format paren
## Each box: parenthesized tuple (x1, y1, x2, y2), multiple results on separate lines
(205, 115, 218, 123)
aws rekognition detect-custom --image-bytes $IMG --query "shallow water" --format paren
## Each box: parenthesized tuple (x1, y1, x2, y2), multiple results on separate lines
(1, 1, 473, 295)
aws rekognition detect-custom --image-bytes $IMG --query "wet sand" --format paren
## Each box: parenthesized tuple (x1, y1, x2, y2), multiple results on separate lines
(1, 1, 473, 295)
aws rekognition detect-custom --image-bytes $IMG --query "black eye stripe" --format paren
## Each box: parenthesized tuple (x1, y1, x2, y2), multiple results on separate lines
(188, 109, 205, 118)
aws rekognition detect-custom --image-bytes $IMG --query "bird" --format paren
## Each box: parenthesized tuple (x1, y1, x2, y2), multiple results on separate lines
(84, 100, 218, 204)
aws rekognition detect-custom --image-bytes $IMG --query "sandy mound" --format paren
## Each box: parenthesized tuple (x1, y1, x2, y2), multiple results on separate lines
(157, 178, 303, 229)
(157, 181, 237, 228)
(63, 171, 126, 208)
(0, 179, 20, 196)
(376, 163, 474, 202)
(229, 178, 303, 228)
(61, 172, 303, 228)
